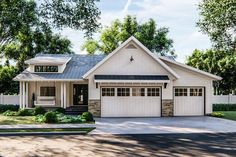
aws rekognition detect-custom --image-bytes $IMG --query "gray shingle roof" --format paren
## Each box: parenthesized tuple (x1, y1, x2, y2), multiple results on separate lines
(14, 54, 106, 81)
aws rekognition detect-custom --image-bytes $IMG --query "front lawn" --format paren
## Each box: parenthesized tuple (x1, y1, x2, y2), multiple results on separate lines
(212, 111, 236, 121)
(0, 114, 37, 125)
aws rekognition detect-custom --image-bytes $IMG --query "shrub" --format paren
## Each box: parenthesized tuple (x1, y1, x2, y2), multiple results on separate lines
(3, 110, 18, 116)
(211, 112, 224, 118)
(57, 114, 83, 123)
(55, 107, 66, 114)
(33, 106, 46, 115)
(81, 112, 94, 122)
(0, 104, 19, 113)
(34, 114, 45, 123)
(213, 104, 236, 111)
(17, 109, 34, 116)
(44, 111, 58, 123)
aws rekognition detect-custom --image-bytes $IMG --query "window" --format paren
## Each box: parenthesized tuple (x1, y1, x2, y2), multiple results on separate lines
(35, 66, 58, 72)
(102, 88, 115, 96)
(117, 88, 130, 96)
(147, 88, 160, 96)
(40, 87, 56, 96)
(132, 88, 145, 96)
(174, 88, 187, 96)
(190, 88, 203, 96)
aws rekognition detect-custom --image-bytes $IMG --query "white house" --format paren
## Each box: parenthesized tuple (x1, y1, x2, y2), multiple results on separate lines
(14, 36, 222, 117)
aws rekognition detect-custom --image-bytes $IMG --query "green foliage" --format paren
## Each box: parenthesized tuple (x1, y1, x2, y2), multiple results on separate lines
(0, 66, 19, 94)
(57, 114, 84, 123)
(2, 110, 18, 116)
(40, 0, 100, 36)
(82, 15, 174, 56)
(33, 106, 46, 115)
(44, 111, 58, 123)
(213, 104, 236, 111)
(0, 105, 19, 113)
(34, 114, 45, 123)
(197, 0, 236, 52)
(55, 107, 66, 114)
(211, 112, 225, 118)
(81, 112, 94, 121)
(186, 49, 236, 94)
(17, 109, 34, 116)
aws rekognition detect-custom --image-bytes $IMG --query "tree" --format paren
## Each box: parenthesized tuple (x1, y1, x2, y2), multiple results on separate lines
(186, 49, 236, 94)
(198, 0, 236, 52)
(82, 15, 174, 56)
(0, 66, 19, 94)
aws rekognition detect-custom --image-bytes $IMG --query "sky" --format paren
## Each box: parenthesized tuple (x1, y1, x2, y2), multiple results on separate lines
(59, 0, 212, 63)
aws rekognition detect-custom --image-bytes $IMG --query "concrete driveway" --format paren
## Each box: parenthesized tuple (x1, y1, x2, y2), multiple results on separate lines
(91, 116, 236, 134)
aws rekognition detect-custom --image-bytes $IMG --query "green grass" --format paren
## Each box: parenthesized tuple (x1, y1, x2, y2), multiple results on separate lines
(0, 127, 95, 133)
(214, 111, 236, 121)
(0, 114, 38, 125)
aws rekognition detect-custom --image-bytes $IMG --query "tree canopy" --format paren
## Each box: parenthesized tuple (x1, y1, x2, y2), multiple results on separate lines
(198, 0, 236, 52)
(186, 49, 236, 94)
(82, 15, 174, 56)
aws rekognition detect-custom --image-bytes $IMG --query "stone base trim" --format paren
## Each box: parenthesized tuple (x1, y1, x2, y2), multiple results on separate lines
(88, 99, 101, 117)
(162, 99, 174, 117)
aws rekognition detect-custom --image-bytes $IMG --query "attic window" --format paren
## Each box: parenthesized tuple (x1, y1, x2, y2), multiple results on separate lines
(126, 44, 137, 49)
(35, 65, 58, 72)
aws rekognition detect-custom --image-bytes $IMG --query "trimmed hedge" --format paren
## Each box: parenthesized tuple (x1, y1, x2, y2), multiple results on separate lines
(213, 104, 236, 111)
(17, 109, 34, 116)
(81, 112, 94, 122)
(0, 104, 19, 113)
(211, 112, 224, 118)
(33, 106, 46, 115)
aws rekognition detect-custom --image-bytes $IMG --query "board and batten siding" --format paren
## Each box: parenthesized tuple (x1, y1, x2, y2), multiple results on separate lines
(87, 41, 174, 100)
(165, 62, 213, 114)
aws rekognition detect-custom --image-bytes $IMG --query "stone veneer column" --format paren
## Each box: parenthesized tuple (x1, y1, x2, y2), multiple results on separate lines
(162, 99, 174, 117)
(88, 99, 101, 117)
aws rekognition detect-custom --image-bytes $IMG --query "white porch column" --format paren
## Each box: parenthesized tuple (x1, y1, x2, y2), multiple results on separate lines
(25, 82, 28, 108)
(61, 82, 64, 108)
(19, 81, 22, 108)
(63, 83, 67, 108)
(22, 82, 25, 109)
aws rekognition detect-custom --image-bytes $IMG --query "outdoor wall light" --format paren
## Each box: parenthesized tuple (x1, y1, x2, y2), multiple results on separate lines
(130, 55, 134, 62)
(164, 83, 168, 89)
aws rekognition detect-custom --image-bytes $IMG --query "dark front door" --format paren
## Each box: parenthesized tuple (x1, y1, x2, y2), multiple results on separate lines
(73, 84, 88, 106)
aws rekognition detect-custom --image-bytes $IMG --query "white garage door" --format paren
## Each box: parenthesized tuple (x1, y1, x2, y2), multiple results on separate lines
(101, 87, 161, 117)
(174, 87, 204, 116)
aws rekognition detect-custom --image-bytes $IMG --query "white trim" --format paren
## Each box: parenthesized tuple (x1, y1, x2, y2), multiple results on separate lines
(19, 82, 22, 108)
(82, 36, 180, 79)
(26, 82, 28, 108)
(63, 83, 66, 109)
(22, 82, 25, 109)
(94, 80, 170, 83)
(159, 56, 222, 80)
(61, 83, 64, 108)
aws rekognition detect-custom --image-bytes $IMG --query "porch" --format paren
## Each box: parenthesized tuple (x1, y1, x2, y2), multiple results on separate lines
(18, 81, 89, 113)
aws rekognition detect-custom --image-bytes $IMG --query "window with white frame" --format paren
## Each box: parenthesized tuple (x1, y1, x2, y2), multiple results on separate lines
(190, 88, 203, 96)
(147, 88, 160, 96)
(102, 88, 115, 96)
(174, 88, 187, 96)
(117, 88, 130, 96)
(40, 87, 56, 96)
(132, 88, 145, 96)
(35, 65, 58, 72)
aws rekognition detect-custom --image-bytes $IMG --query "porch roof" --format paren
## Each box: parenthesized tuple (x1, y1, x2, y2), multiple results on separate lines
(14, 54, 106, 81)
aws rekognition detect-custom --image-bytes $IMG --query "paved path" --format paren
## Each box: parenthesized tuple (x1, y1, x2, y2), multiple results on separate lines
(91, 116, 236, 134)
(0, 133, 235, 156)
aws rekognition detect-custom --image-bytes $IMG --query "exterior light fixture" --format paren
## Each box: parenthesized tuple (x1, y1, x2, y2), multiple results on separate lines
(164, 83, 168, 89)
(130, 56, 134, 62)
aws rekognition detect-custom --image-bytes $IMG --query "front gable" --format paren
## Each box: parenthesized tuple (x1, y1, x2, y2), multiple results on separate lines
(83, 37, 179, 80)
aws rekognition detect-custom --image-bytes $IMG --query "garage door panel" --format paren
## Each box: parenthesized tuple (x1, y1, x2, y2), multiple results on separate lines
(101, 87, 161, 117)
(174, 87, 204, 116)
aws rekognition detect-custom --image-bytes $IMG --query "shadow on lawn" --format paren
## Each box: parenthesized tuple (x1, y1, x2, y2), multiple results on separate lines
(0, 133, 235, 156)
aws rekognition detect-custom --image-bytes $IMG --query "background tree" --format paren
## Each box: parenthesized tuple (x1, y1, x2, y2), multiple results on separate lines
(82, 15, 174, 56)
(198, 0, 236, 52)
(186, 49, 236, 94)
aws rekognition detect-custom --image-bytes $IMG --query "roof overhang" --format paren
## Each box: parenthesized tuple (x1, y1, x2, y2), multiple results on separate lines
(25, 56, 71, 65)
(94, 75, 170, 83)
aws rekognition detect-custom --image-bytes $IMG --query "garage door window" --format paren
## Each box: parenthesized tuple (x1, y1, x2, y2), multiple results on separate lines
(102, 88, 115, 96)
(132, 88, 145, 96)
(147, 88, 160, 96)
(175, 88, 187, 96)
(117, 88, 130, 96)
(190, 88, 202, 96)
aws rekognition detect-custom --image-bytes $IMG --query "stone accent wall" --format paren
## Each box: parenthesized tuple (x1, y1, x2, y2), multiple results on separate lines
(162, 99, 174, 117)
(88, 99, 101, 117)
